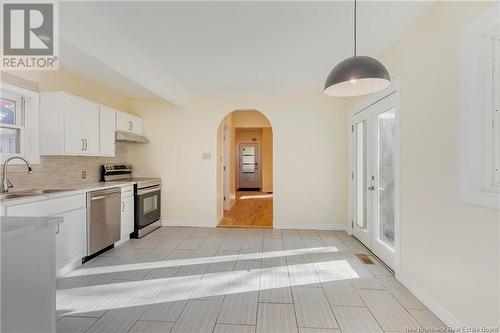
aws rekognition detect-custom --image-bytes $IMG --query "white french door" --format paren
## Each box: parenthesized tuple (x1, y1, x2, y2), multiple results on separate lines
(352, 92, 398, 269)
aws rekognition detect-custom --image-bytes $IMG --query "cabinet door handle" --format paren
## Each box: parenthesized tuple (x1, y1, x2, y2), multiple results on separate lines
(81, 138, 85, 151)
(122, 201, 125, 212)
(56, 223, 60, 234)
(128, 121, 133, 131)
(84, 139, 88, 151)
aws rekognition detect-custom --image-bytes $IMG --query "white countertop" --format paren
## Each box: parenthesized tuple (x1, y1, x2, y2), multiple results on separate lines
(1, 216, 64, 240)
(0, 181, 136, 206)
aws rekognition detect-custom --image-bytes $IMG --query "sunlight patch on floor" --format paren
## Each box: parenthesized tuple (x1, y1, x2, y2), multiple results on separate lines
(57, 260, 358, 316)
(66, 246, 340, 277)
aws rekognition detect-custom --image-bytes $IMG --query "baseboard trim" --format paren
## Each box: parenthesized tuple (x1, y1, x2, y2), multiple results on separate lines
(161, 219, 217, 228)
(273, 223, 346, 230)
(396, 271, 462, 329)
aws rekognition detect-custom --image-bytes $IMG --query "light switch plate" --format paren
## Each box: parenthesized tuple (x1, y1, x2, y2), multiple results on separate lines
(202, 153, 211, 160)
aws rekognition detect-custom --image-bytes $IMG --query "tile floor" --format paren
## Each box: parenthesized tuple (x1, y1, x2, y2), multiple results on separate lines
(56, 227, 446, 333)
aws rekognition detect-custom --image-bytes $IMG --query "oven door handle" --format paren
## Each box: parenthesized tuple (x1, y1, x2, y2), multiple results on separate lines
(137, 186, 161, 195)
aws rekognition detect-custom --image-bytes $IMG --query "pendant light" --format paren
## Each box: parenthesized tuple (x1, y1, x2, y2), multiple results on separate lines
(324, 0, 391, 97)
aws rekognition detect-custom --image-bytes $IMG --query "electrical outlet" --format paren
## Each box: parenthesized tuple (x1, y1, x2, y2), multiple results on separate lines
(82, 170, 87, 179)
(202, 153, 211, 160)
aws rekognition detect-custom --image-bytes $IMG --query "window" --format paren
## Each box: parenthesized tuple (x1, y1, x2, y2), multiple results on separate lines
(460, 3, 500, 209)
(0, 89, 24, 155)
(0, 83, 39, 164)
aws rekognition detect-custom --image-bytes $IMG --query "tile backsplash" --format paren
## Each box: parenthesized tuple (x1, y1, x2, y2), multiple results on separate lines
(0, 142, 128, 191)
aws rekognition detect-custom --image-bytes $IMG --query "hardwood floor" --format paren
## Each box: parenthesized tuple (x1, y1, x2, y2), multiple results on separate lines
(56, 227, 446, 333)
(218, 191, 273, 228)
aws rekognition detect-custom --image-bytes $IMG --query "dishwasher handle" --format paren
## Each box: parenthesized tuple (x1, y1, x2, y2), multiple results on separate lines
(91, 192, 120, 201)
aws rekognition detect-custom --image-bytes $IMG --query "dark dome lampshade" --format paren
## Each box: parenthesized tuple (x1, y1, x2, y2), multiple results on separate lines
(324, 56, 391, 97)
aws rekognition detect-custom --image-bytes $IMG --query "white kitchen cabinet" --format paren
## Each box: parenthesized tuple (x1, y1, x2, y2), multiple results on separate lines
(54, 208, 86, 275)
(116, 110, 142, 135)
(40, 92, 108, 156)
(4, 194, 87, 277)
(64, 94, 100, 155)
(119, 185, 134, 244)
(99, 105, 116, 156)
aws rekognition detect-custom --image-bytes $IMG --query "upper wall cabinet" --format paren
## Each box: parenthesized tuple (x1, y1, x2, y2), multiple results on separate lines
(41, 92, 100, 156)
(40, 92, 114, 156)
(116, 110, 142, 135)
(99, 105, 117, 157)
(64, 94, 100, 155)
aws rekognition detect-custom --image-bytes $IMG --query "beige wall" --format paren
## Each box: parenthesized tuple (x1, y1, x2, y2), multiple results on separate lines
(127, 93, 348, 228)
(236, 128, 263, 142)
(352, 1, 498, 326)
(5, 67, 131, 112)
(262, 128, 273, 193)
(233, 110, 272, 128)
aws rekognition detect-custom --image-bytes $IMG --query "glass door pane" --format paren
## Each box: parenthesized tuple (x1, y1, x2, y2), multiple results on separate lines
(355, 121, 367, 229)
(242, 146, 256, 173)
(377, 108, 396, 248)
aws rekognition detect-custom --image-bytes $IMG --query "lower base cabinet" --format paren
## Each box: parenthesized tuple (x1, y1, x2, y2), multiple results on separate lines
(55, 208, 87, 275)
(3, 194, 87, 277)
(120, 193, 134, 242)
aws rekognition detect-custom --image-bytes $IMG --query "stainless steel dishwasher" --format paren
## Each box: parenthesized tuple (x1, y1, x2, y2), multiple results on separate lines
(86, 187, 121, 258)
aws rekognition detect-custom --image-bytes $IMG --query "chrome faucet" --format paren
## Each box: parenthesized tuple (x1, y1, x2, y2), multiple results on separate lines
(1, 157, 33, 193)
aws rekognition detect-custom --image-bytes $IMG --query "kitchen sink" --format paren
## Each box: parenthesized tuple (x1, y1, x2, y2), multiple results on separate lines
(0, 189, 75, 200)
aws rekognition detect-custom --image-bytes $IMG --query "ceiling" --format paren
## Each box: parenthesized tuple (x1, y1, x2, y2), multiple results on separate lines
(59, 1, 433, 107)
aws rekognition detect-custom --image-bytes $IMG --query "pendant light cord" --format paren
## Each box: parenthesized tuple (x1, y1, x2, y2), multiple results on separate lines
(354, 0, 357, 56)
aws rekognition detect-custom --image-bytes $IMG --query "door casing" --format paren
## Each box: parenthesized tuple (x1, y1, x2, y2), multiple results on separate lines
(348, 79, 401, 273)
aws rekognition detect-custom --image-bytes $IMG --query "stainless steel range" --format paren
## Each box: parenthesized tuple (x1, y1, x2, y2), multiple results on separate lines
(102, 164, 161, 238)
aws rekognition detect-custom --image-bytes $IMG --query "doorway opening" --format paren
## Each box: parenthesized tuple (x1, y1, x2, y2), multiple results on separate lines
(216, 110, 273, 228)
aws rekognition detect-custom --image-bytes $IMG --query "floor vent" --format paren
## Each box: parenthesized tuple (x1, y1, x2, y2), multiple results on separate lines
(356, 254, 376, 265)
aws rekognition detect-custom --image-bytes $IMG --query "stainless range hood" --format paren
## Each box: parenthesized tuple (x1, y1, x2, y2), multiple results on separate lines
(115, 130, 149, 143)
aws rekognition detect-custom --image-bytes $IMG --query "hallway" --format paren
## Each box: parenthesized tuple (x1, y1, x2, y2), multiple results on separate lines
(218, 191, 273, 228)
(56, 226, 445, 332)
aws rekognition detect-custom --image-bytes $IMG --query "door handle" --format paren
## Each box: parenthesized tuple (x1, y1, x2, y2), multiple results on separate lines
(368, 185, 375, 191)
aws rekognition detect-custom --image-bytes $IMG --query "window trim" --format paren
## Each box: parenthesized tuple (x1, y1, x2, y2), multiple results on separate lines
(0, 83, 40, 164)
(459, 3, 500, 209)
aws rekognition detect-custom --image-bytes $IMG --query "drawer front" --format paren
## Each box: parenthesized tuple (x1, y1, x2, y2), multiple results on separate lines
(121, 185, 134, 198)
(5, 194, 86, 217)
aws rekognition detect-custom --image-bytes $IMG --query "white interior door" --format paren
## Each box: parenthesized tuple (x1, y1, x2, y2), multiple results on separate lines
(238, 143, 260, 189)
(352, 93, 398, 269)
(223, 125, 231, 210)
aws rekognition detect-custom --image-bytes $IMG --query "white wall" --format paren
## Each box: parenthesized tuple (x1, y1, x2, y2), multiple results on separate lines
(351, 1, 499, 327)
(127, 93, 348, 228)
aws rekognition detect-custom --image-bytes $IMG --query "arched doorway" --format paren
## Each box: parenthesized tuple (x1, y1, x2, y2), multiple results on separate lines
(216, 110, 273, 228)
